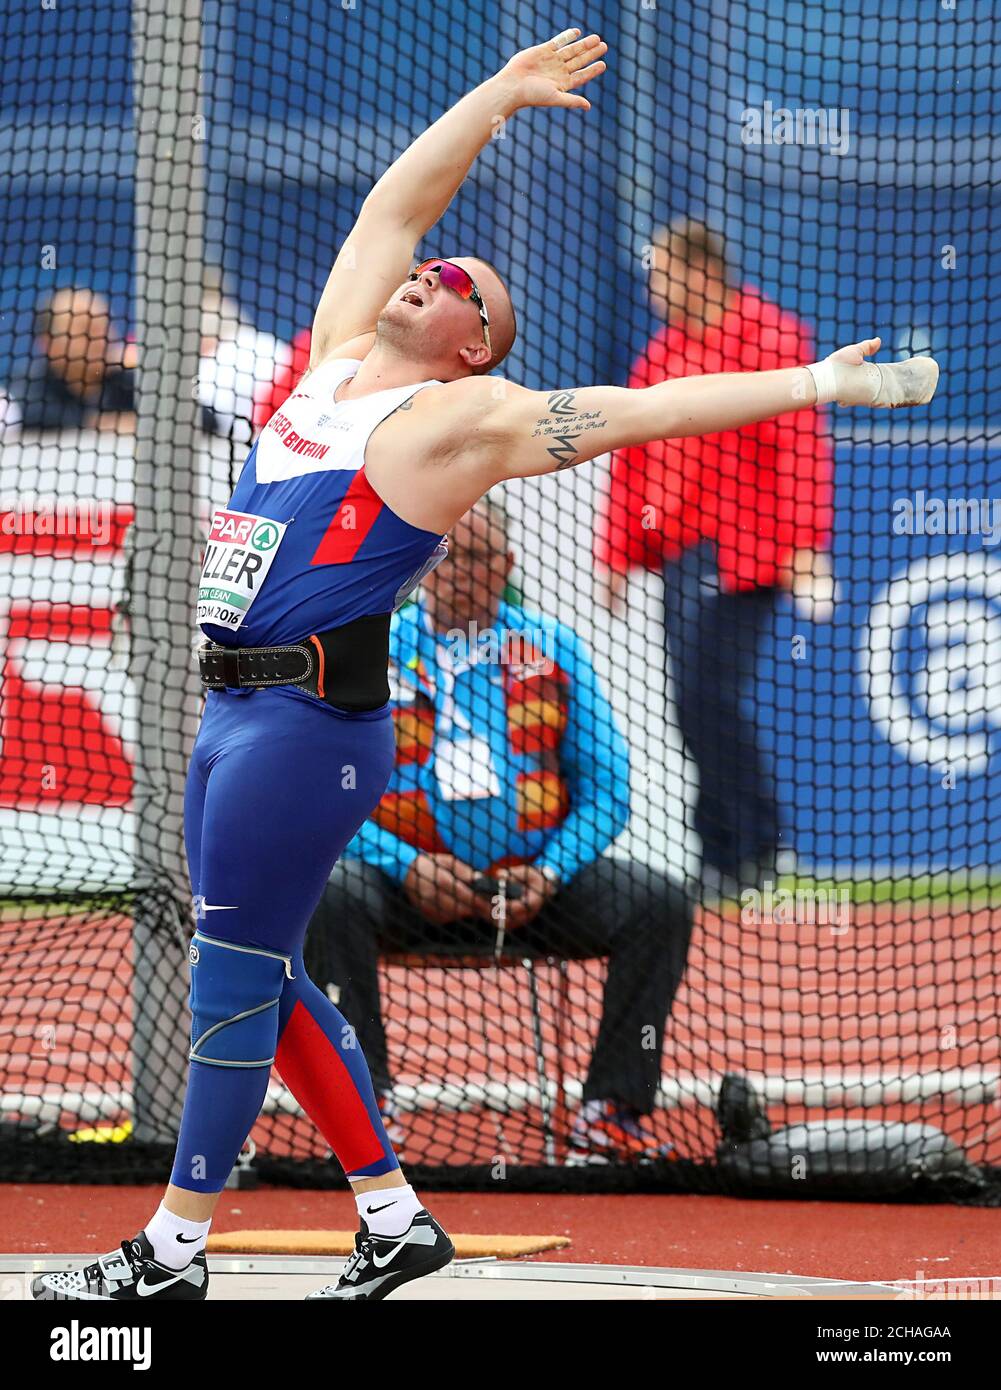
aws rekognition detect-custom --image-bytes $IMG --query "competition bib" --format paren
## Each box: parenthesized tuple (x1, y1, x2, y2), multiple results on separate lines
(197, 508, 287, 633)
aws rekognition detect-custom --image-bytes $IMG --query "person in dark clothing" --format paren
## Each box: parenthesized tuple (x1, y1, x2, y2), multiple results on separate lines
(9, 287, 135, 432)
(661, 540, 781, 893)
(309, 855, 692, 1162)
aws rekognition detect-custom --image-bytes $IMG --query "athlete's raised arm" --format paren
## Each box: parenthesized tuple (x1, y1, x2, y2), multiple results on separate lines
(308, 28, 607, 367)
(455, 339, 939, 487)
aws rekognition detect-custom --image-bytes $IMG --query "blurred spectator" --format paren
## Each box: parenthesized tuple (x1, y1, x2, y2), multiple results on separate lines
(306, 501, 693, 1162)
(595, 218, 835, 898)
(253, 326, 311, 431)
(198, 266, 290, 444)
(8, 287, 136, 433)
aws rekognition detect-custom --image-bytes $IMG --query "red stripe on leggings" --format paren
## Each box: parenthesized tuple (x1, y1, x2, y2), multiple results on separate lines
(275, 1000, 386, 1175)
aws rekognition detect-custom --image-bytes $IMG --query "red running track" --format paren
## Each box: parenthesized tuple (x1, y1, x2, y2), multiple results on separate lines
(1, 899, 999, 1167)
(2, 1184, 1000, 1286)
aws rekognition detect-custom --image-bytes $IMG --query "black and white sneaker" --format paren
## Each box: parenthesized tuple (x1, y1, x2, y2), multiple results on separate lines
(306, 1211, 454, 1301)
(32, 1233, 209, 1301)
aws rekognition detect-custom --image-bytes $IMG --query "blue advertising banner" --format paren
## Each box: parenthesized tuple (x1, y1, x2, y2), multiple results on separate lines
(763, 437, 1001, 872)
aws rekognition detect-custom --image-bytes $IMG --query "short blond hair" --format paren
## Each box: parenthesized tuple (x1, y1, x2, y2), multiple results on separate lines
(654, 218, 728, 277)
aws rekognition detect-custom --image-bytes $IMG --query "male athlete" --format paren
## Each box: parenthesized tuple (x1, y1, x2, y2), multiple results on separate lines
(35, 28, 937, 1302)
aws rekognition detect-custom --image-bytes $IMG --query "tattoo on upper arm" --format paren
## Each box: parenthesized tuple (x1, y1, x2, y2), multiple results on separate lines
(531, 391, 608, 469)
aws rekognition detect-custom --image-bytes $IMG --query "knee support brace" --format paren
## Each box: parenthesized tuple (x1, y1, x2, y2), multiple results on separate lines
(188, 931, 293, 1069)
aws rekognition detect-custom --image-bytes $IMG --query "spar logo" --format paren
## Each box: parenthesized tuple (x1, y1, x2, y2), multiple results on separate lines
(206, 511, 280, 554)
(251, 521, 279, 552)
(859, 550, 1001, 776)
(208, 510, 254, 545)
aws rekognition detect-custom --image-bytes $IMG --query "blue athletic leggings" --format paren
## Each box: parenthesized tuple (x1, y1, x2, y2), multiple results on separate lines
(171, 685, 399, 1193)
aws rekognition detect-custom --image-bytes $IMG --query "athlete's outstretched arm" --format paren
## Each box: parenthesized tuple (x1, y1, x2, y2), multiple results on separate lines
(309, 28, 608, 366)
(466, 339, 939, 484)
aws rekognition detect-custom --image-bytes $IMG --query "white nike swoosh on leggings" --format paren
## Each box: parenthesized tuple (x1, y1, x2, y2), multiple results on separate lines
(202, 904, 238, 912)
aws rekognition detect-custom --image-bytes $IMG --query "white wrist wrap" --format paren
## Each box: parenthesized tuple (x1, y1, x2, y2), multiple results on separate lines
(806, 358, 838, 406)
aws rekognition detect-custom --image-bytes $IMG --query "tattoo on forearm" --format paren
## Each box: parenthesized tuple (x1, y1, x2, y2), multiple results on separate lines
(532, 391, 607, 470)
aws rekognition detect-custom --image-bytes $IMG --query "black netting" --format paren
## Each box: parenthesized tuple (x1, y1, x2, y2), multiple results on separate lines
(1, 1, 1000, 1201)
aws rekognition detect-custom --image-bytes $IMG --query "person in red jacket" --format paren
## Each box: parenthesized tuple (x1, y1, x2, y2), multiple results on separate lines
(595, 218, 836, 897)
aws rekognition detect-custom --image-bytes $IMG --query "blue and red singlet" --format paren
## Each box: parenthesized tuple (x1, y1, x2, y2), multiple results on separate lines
(198, 355, 448, 649)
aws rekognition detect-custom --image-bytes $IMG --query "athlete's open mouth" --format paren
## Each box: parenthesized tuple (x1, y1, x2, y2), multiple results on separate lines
(400, 291, 424, 308)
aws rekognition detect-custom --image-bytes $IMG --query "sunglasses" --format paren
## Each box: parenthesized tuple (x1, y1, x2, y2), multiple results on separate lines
(409, 258, 492, 359)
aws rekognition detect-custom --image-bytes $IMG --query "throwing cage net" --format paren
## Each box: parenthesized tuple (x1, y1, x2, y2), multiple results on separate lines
(2, 0, 1000, 1199)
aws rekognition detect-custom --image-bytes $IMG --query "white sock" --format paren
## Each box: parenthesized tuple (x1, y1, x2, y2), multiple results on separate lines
(144, 1201, 212, 1270)
(355, 1184, 423, 1237)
